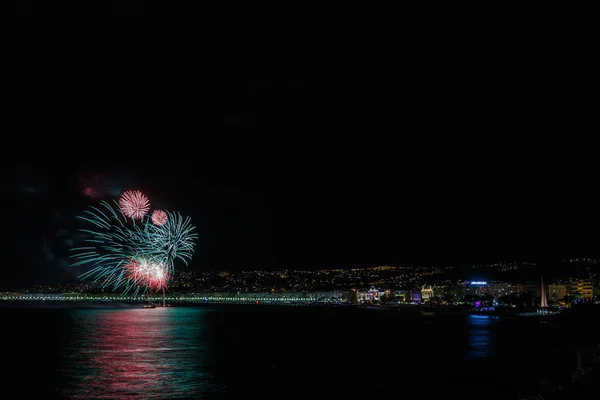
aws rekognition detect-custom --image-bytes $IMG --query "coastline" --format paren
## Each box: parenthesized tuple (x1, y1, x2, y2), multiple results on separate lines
(0, 301, 149, 309)
(0, 300, 594, 325)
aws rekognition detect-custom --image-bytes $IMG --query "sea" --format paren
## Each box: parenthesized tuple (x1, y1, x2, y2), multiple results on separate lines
(1, 304, 597, 399)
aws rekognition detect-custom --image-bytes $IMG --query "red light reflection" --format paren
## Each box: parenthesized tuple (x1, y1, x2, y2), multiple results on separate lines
(62, 308, 212, 399)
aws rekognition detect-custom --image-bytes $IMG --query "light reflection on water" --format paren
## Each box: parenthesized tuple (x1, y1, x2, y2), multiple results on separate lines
(60, 307, 222, 399)
(466, 314, 495, 359)
(2, 305, 587, 399)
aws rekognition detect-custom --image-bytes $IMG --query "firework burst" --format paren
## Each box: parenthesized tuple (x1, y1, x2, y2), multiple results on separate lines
(69, 200, 147, 290)
(119, 190, 150, 219)
(124, 255, 171, 291)
(70, 193, 197, 295)
(144, 211, 198, 269)
(151, 209, 168, 226)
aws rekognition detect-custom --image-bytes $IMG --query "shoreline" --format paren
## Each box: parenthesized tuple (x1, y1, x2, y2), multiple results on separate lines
(0, 301, 570, 320)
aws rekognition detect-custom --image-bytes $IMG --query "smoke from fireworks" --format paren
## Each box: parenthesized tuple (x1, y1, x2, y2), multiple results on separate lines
(119, 190, 150, 220)
(78, 173, 122, 199)
(70, 191, 196, 294)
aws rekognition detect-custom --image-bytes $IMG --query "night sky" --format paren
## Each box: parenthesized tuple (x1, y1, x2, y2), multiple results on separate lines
(5, 55, 600, 289)
(16, 0, 144, 16)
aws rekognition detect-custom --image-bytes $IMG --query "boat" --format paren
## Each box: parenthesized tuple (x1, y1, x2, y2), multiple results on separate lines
(142, 304, 156, 308)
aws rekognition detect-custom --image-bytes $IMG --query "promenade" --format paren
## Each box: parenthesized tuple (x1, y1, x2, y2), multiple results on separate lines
(0, 292, 325, 305)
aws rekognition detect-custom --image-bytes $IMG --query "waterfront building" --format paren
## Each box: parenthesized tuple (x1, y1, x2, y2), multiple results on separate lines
(547, 284, 567, 300)
(516, 282, 541, 297)
(394, 289, 408, 300)
(409, 290, 421, 303)
(487, 282, 516, 298)
(568, 280, 593, 300)
(357, 286, 385, 302)
(421, 286, 434, 302)
(451, 281, 515, 300)
(314, 290, 344, 301)
(452, 281, 477, 297)
(431, 284, 450, 298)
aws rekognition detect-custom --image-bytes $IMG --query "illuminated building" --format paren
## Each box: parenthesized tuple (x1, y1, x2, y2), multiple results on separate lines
(569, 280, 593, 300)
(452, 281, 473, 297)
(409, 290, 421, 303)
(432, 284, 450, 297)
(453, 280, 489, 297)
(452, 280, 515, 299)
(515, 283, 526, 295)
(314, 290, 344, 300)
(548, 284, 567, 300)
(516, 282, 540, 297)
(357, 286, 385, 302)
(421, 285, 434, 302)
(486, 283, 516, 298)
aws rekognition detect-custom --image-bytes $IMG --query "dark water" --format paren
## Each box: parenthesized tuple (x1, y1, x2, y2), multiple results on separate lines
(1, 305, 594, 399)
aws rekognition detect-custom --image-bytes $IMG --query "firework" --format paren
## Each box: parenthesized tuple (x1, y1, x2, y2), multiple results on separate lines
(70, 195, 197, 295)
(69, 200, 148, 291)
(143, 210, 198, 269)
(151, 209, 168, 226)
(119, 190, 150, 220)
(124, 255, 170, 291)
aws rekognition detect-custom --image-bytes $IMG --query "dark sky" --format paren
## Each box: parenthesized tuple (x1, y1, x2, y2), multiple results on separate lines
(5, 54, 600, 289)
(16, 0, 144, 16)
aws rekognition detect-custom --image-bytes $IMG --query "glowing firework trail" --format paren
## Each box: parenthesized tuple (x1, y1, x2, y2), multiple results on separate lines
(69, 200, 148, 291)
(119, 190, 150, 219)
(144, 210, 198, 271)
(151, 209, 168, 226)
(124, 255, 171, 291)
(70, 194, 197, 295)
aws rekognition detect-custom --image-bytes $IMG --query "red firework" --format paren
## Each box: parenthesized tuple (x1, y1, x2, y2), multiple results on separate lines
(151, 209, 168, 226)
(125, 257, 170, 291)
(119, 190, 150, 219)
